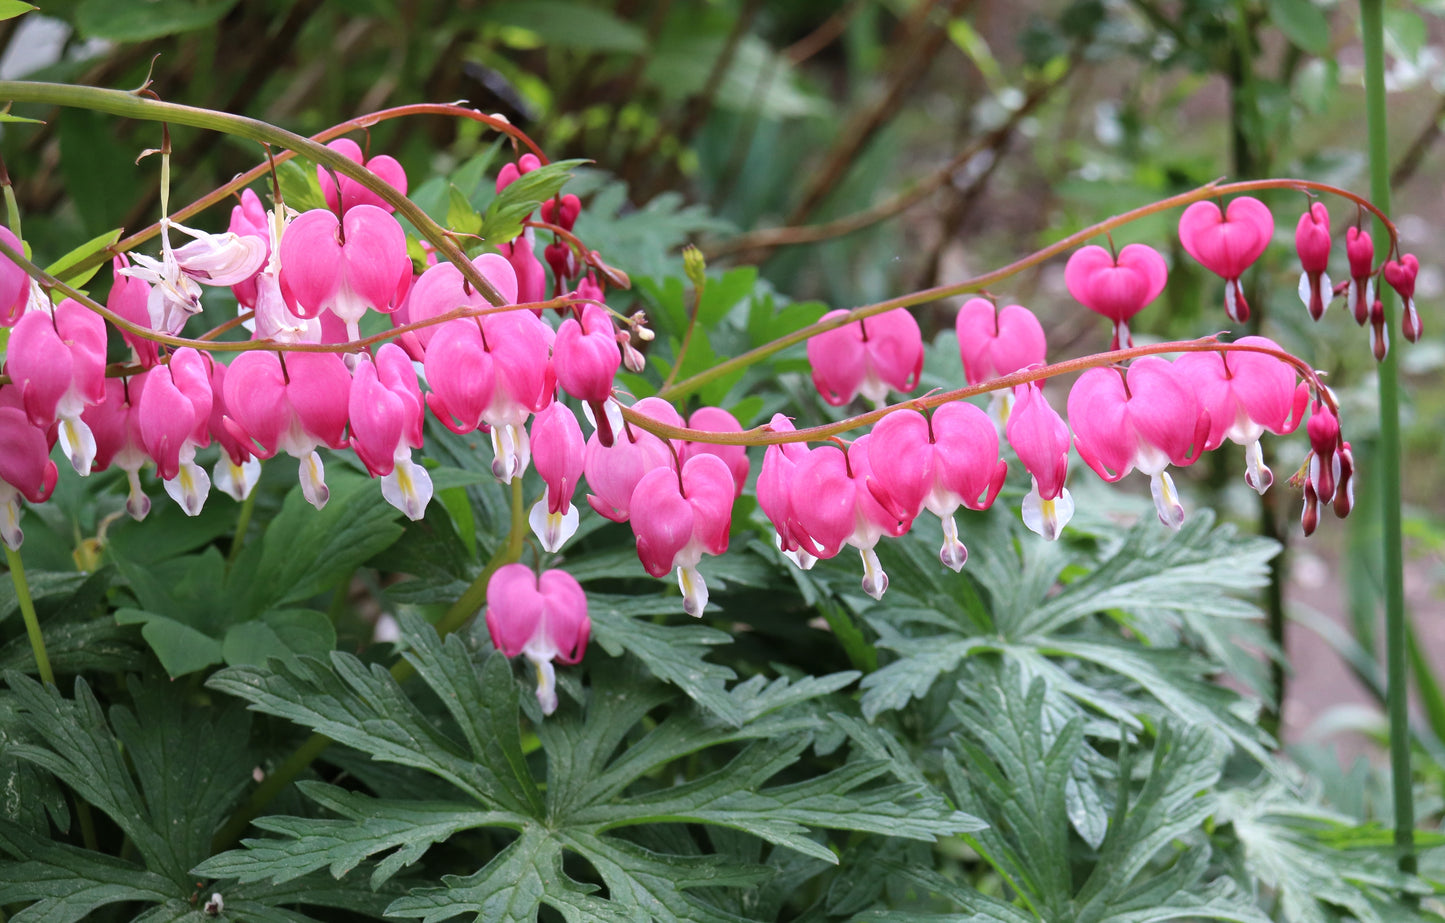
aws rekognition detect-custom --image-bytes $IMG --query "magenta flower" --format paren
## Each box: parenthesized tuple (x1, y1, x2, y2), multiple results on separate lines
(1067, 357, 1208, 530)
(0, 385, 58, 549)
(496, 154, 542, 193)
(83, 376, 153, 520)
(223, 350, 351, 509)
(867, 403, 1007, 571)
(109, 255, 162, 369)
(757, 414, 818, 570)
(5, 298, 108, 475)
(807, 308, 923, 408)
(278, 205, 411, 341)
(554, 304, 622, 445)
(582, 397, 679, 522)
(486, 563, 589, 715)
(317, 138, 408, 215)
(1345, 227, 1374, 326)
(399, 253, 518, 358)
(1294, 202, 1333, 321)
(1006, 383, 1073, 541)
(1175, 336, 1308, 493)
(139, 348, 214, 516)
(955, 298, 1047, 425)
(499, 235, 546, 309)
(1178, 197, 1274, 324)
(122, 218, 267, 335)
(1384, 253, 1421, 343)
(529, 402, 586, 552)
(349, 344, 431, 520)
(629, 453, 734, 616)
(0, 225, 29, 327)
(1063, 243, 1167, 349)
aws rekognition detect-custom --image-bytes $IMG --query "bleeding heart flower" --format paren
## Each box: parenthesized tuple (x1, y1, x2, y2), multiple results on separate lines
(582, 397, 679, 522)
(629, 453, 734, 616)
(4, 298, 108, 476)
(84, 376, 153, 520)
(0, 385, 59, 549)
(1063, 243, 1168, 349)
(1175, 336, 1308, 494)
(554, 303, 621, 445)
(317, 138, 408, 215)
(1067, 357, 1209, 530)
(496, 154, 542, 194)
(955, 298, 1047, 425)
(398, 253, 518, 358)
(678, 406, 750, 499)
(1006, 383, 1073, 541)
(278, 205, 411, 340)
(1384, 253, 1421, 343)
(1178, 196, 1274, 324)
(757, 414, 817, 570)
(1345, 226, 1374, 325)
(808, 308, 923, 408)
(1294, 202, 1333, 321)
(499, 234, 546, 311)
(0, 225, 29, 328)
(349, 343, 431, 520)
(485, 563, 589, 716)
(139, 348, 214, 516)
(528, 402, 586, 552)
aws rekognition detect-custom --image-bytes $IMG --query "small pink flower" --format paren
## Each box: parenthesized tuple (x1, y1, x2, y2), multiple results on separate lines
(109, 255, 162, 369)
(1294, 202, 1333, 321)
(583, 397, 679, 522)
(499, 235, 546, 310)
(678, 407, 750, 499)
(789, 435, 910, 599)
(529, 402, 586, 552)
(139, 348, 214, 516)
(1345, 227, 1375, 325)
(1175, 336, 1308, 493)
(496, 154, 542, 194)
(317, 138, 408, 215)
(756, 414, 817, 569)
(5, 298, 108, 475)
(1178, 197, 1274, 324)
(1006, 383, 1073, 541)
(398, 253, 518, 358)
(349, 344, 431, 520)
(808, 308, 923, 408)
(867, 403, 1007, 570)
(955, 298, 1047, 425)
(1302, 402, 1347, 535)
(1067, 357, 1208, 530)
(629, 453, 734, 616)
(486, 563, 589, 715)
(1384, 253, 1421, 343)
(204, 358, 261, 504)
(226, 188, 271, 311)
(554, 304, 621, 445)
(83, 376, 153, 520)
(278, 205, 411, 341)
(0, 385, 59, 549)
(1063, 244, 1167, 349)
(541, 194, 581, 230)
(223, 350, 351, 509)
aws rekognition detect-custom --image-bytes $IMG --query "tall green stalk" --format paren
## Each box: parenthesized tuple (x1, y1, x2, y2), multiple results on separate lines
(1359, 0, 1415, 877)
(5, 545, 53, 686)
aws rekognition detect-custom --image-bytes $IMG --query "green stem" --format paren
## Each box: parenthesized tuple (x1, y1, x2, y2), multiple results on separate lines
(227, 489, 256, 567)
(5, 546, 53, 686)
(0, 82, 509, 307)
(1360, 0, 1415, 878)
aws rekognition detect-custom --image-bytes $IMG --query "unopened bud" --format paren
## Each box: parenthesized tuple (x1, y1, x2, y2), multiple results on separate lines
(1402, 296, 1422, 343)
(1370, 298, 1389, 362)
(1301, 480, 1320, 536)
(683, 244, 707, 292)
(1333, 442, 1355, 520)
(622, 339, 646, 373)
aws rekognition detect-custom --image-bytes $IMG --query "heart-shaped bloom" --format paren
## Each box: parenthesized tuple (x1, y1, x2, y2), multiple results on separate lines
(84, 376, 153, 520)
(582, 397, 679, 522)
(867, 403, 1007, 570)
(1175, 336, 1308, 493)
(629, 453, 734, 616)
(499, 234, 546, 310)
(496, 154, 541, 193)
(1345, 226, 1375, 325)
(223, 350, 350, 509)
(1063, 244, 1167, 349)
(109, 255, 161, 369)
(5, 298, 108, 475)
(1178, 197, 1274, 324)
(486, 563, 589, 715)
(279, 205, 411, 340)
(554, 303, 621, 444)
(1006, 383, 1073, 541)
(1067, 357, 1209, 530)
(0, 385, 59, 549)
(203, 358, 261, 504)
(139, 348, 214, 516)
(1384, 253, 1421, 343)
(1302, 403, 1348, 535)
(529, 402, 585, 552)
(789, 435, 911, 599)
(317, 138, 408, 215)
(349, 343, 431, 520)
(123, 219, 267, 335)
(541, 194, 581, 230)
(756, 414, 817, 570)
(1294, 202, 1333, 321)
(955, 299, 1047, 425)
(807, 308, 923, 408)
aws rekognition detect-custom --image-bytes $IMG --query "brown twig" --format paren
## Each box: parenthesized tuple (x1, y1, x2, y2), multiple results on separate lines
(785, 0, 868, 64)
(1390, 92, 1445, 189)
